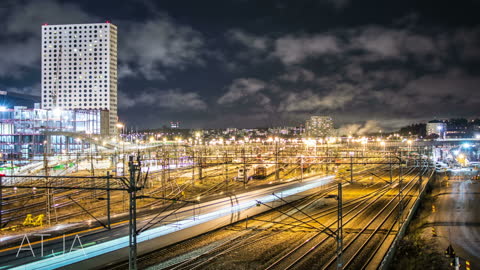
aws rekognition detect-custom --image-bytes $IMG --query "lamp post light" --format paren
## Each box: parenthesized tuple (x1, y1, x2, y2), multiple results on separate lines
(349, 151, 354, 184)
(380, 141, 386, 152)
(436, 125, 444, 139)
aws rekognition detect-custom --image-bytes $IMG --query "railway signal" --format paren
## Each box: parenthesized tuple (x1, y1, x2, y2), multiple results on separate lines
(445, 244, 455, 258)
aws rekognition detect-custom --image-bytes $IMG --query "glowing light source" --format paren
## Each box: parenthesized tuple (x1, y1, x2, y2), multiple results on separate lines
(461, 143, 471, 148)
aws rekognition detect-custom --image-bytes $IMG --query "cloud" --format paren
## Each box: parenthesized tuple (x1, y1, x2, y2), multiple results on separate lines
(120, 17, 205, 80)
(221, 23, 480, 128)
(226, 29, 269, 51)
(337, 123, 362, 136)
(0, 38, 39, 78)
(222, 24, 480, 129)
(117, 64, 136, 78)
(337, 120, 381, 136)
(218, 78, 266, 104)
(3, 83, 41, 96)
(0, 0, 96, 78)
(279, 67, 316, 82)
(323, 0, 350, 10)
(273, 34, 340, 64)
(337, 119, 415, 135)
(4, 0, 96, 36)
(351, 28, 404, 59)
(0, 0, 206, 80)
(120, 89, 207, 111)
(452, 29, 480, 61)
(349, 27, 437, 61)
(229, 25, 464, 68)
(402, 70, 480, 110)
(278, 84, 356, 112)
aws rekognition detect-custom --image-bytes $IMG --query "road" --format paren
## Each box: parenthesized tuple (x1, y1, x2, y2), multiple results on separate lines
(434, 175, 480, 267)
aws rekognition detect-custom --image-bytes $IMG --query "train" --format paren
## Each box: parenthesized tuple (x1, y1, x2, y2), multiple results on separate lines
(254, 164, 276, 179)
(237, 165, 255, 181)
(236, 164, 278, 181)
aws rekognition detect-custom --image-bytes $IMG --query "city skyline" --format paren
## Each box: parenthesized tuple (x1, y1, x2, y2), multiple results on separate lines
(1, 2, 480, 269)
(0, 0, 479, 131)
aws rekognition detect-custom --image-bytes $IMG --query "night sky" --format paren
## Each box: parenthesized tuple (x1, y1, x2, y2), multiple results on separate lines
(1, 0, 479, 132)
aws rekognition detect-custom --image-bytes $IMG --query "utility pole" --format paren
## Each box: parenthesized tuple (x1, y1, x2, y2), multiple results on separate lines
(350, 154, 353, 184)
(300, 156, 304, 182)
(44, 152, 52, 225)
(174, 144, 178, 168)
(90, 145, 96, 198)
(389, 156, 393, 184)
(224, 151, 229, 193)
(191, 149, 195, 185)
(242, 148, 247, 188)
(198, 146, 203, 181)
(419, 153, 423, 194)
(275, 141, 279, 181)
(128, 156, 140, 270)
(107, 171, 111, 230)
(202, 146, 207, 183)
(336, 182, 343, 270)
(398, 151, 403, 229)
(162, 151, 167, 199)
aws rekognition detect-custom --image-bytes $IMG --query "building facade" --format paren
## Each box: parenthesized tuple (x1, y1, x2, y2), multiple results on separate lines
(0, 103, 103, 162)
(305, 116, 334, 138)
(426, 120, 447, 138)
(41, 22, 118, 135)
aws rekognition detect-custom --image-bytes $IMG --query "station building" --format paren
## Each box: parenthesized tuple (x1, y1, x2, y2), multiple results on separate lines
(0, 94, 107, 162)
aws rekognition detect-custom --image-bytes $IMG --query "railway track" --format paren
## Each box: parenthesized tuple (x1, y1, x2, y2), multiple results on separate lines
(265, 166, 430, 270)
(106, 163, 401, 269)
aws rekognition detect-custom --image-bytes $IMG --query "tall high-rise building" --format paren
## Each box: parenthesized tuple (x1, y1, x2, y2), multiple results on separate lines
(305, 116, 334, 138)
(41, 22, 118, 135)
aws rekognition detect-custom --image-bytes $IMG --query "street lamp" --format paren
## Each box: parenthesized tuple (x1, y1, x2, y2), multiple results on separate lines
(380, 141, 386, 152)
(116, 123, 125, 142)
(437, 125, 443, 139)
(361, 139, 367, 154)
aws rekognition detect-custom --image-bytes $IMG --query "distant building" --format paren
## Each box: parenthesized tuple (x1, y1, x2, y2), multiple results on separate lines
(41, 22, 118, 135)
(426, 120, 446, 138)
(170, 122, 180, 129)
(305, 116, 333, 138)
(445, 119, 470, 139)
